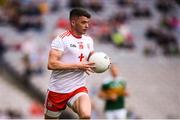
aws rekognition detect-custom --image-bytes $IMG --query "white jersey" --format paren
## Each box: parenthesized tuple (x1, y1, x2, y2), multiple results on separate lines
(48, 30, 94, 93)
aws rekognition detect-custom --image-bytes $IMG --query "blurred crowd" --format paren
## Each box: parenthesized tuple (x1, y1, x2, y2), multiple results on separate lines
(0, 0, 180, 119)
(0, 0, 43, 31)
(144, 0, 180, 56)
(1, 0, 180, 54)
(0, 99, 43, 119)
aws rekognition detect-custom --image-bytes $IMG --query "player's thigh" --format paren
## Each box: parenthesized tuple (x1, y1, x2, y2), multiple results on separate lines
(72, 93, 91, 116)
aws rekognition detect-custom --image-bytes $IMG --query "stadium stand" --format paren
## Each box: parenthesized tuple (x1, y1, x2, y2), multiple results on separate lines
(0, 0, 180, 119)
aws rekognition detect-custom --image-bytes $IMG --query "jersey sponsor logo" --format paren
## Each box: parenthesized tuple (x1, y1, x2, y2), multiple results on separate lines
(70, 44, 77, 48)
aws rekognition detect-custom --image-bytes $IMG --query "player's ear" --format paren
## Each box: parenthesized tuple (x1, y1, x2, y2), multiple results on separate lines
(71, 19, 75, 26)
(71, 16, 78, 26)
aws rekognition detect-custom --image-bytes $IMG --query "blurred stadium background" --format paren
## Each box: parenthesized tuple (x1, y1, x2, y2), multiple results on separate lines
(0, 0, 180, 119)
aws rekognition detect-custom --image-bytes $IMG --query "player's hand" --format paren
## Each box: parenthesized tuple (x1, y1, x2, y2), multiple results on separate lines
(85, 67, 95, 75)
(109, 93, 118, 101)
(78, 62, 95, 75)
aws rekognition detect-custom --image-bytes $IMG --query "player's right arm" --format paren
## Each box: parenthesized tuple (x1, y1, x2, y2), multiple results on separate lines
(47, 48, 95, 72)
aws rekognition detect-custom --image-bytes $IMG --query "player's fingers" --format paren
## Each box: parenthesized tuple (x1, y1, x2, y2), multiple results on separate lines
(85, 68, 94, 75)
(84, 64, 95, 69)
(87, 62, 95, 65)
(89, 65, 96, 68)
(85, 70, 91, 75)
(87, 68, 95, 73)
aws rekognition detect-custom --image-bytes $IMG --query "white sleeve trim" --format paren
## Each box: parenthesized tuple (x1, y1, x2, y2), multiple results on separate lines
(51, 47, 64, 52)
(51, 36, 65, 51)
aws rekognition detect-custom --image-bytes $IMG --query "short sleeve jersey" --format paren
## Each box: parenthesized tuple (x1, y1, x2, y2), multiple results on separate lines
(48, 30, 94, 93)
(102, 76, 126, 110)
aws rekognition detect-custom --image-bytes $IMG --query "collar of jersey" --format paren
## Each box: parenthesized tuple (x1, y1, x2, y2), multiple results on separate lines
(69, 30, 82, 39)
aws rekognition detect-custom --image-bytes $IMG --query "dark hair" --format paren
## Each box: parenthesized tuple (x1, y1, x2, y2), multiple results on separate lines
(69, 8, 91, 20)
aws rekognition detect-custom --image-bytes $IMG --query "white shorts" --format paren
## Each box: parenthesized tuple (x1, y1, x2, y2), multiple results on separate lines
(105, 108, 127, 119)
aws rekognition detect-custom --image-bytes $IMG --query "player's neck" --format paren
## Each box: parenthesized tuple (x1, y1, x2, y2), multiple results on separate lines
(112, 75, 118, 80)
(69, 28, 82, 38)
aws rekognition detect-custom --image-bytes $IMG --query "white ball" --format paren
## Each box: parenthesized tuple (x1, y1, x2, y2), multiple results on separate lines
(89, 52, 111, 73)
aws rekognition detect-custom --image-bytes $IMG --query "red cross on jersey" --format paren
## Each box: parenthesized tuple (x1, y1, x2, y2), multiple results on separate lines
(78, 53, 84, 62)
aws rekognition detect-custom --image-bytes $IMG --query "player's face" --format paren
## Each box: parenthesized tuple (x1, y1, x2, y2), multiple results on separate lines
(74, 16, 90, 35)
